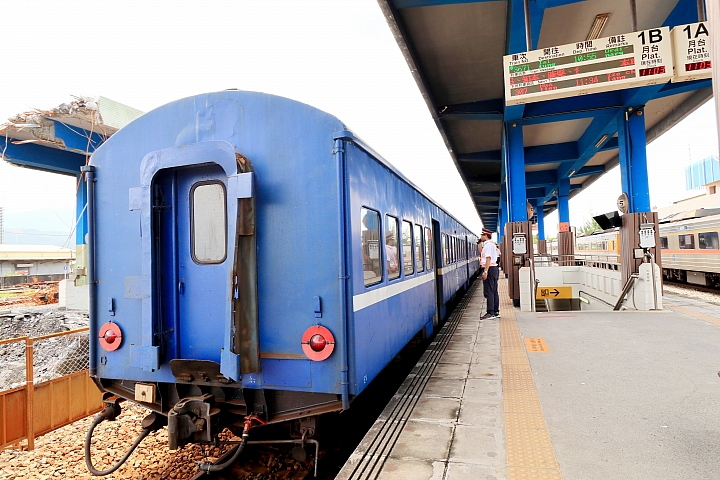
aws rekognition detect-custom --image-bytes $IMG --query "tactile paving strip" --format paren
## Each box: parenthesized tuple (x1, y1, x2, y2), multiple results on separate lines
(664, 303, 720, 326)
(499, 279, 564, 479)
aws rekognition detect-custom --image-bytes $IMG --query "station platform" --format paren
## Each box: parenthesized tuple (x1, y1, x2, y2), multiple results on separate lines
(337, 277, 720, 480)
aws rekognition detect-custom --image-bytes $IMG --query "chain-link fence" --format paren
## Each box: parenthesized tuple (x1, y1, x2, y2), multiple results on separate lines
(0, 338, 27, 392)
(33, 329, 90, 384)
(0, 328, 90, 393)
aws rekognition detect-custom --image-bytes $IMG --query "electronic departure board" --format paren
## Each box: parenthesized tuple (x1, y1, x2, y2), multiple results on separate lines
(503, 26, 673, 106)
(671, 21, 712, 82)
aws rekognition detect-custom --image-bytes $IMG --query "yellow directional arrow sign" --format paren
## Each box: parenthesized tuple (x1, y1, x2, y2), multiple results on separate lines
(536, 286, 572, 299)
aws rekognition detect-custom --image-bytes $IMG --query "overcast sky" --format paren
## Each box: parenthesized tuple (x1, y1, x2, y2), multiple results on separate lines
(0, 1, 717, 239)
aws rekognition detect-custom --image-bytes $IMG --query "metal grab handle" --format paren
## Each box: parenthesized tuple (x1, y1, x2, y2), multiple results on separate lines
(614, 273, 639, 311)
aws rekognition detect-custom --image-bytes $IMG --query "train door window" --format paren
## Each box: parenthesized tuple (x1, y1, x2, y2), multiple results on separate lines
(659, 236, 668, 249)
(385, 215, 400, 280)
(191, 182, 227, 264)
(425, 227, 433, 270)
(402, 220, 414, 276)
(361, 208, 382, 286)
(414, 224, 424, 272)
(699, 232, 719, 249)
(452, 237, 456, 263)
(678, 234, 695, 250)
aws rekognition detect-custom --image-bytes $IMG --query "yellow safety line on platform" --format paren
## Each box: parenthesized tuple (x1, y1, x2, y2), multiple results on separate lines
(664, 303, 720, 326)
(499, 278, 563, 480)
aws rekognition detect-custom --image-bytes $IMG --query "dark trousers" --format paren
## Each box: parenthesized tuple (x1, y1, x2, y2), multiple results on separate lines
(483, 266, 499, 314)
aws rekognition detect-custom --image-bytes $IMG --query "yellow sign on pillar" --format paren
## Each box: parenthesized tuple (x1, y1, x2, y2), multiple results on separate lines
(536, 286, 572, 299)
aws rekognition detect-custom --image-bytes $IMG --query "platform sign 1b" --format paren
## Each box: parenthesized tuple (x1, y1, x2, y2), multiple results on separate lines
(671, 21, 712, 82)
(503, 27, 673, 106)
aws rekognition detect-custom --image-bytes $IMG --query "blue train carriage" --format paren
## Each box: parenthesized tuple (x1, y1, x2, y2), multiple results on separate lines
(84, 91, 479, 464)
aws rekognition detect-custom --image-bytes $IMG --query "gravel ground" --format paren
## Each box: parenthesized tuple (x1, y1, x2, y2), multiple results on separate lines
(0, 402, 314, 480)
(0, 306, 90, 391)
(663, 283, 720, 306)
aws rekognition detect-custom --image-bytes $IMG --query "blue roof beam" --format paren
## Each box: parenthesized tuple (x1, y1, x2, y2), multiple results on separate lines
(439, 98, 504, 121)
(525, 142, 578, 165)
(472, 191, 501, 199)
(526, 186, 549, 199)
(458, 150, 502, 163)
(50, 120, 106, 154)
(391, 0, 499, 8)
(0, 141, 86, 176)
(571, 165, 605, 177)
(526, 170, 558, 187)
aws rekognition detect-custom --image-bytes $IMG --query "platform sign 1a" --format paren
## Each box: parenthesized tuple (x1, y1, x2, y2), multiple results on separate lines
(671, 21, 712, 82)
(503, 27, 673, 106)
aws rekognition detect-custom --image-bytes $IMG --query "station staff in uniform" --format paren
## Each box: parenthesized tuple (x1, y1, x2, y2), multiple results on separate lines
(480, 229, 499, 319)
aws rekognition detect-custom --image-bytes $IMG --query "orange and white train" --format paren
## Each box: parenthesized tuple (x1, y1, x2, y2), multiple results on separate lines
(570, 209, 720, 286)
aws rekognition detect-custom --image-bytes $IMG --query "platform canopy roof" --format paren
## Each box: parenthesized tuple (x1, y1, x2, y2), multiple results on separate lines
(378, 0, 713, 231)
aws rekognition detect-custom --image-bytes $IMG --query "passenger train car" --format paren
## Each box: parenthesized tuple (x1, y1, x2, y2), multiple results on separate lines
(84, 91, 480, 473)
(556, 208, 720, 287)
(659, 209, 720, 286)
(575, 229, 621, 263)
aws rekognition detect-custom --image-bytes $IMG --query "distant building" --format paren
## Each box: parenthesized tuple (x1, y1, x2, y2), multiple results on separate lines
(656, 156, 720, 218)
(0, 245, 74, 276)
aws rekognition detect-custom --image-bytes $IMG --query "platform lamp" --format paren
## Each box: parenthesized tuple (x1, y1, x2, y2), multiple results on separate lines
(586, 13, 610, 41)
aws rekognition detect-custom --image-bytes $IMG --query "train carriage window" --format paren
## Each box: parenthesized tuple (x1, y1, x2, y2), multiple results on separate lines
(402, 221, 414, 275)
(191, 182, 227, 264)
(361, 208, 382, 286)
(415, 224, 424, 272)
(385, 215, 400, 280)
(425, 227, 433, 270)
(442, 234, 448, 266)
(660, 237, 668, 249)
(678, 234, 695, 250)
(699, 232, 719, 250)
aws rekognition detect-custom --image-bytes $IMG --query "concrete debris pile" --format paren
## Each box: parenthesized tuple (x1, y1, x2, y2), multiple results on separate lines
(0, 95, 111, 154)
(0, 306, 89, 391)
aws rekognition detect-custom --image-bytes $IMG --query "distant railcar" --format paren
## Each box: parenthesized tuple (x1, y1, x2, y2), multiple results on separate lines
(84, 91, 480, 474)
(659, 211, 720, 286)
(575, 229, 621, 263)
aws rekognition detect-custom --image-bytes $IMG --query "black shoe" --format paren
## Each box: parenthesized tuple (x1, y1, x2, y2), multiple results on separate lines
(480, 313, 494, 320)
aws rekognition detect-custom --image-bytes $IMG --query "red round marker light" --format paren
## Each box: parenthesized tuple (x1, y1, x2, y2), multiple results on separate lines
(309, 334, 326, 352)
(99, 322, 123, 352)
(301, 326, 335, 361)
(104, 330, 117, 344)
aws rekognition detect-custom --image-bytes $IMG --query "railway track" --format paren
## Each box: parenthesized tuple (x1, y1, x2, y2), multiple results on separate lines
(663, 280, 720, 306)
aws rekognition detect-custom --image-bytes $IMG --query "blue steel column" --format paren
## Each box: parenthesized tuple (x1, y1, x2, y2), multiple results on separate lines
(499, 188, 508, 240)
(617, 108, 651, 212)
(536, 203, 545, 240)
(558, 178, 570, 224)
(506, 123, 528, 222)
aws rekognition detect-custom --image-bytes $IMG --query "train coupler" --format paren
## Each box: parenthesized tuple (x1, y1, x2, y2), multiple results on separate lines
(167, 394, 219, 450)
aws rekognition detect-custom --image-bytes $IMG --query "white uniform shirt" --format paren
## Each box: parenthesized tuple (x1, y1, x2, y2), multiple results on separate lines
(481, 241, 499, 267)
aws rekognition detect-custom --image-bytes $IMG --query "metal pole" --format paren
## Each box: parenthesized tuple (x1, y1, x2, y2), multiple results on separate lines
(629, 0, 637, 31)
(81, 166, 97, 376)
(697, 0, 706, 21)
(709, 0, 720, 156)
(523, 0, 532, 50)
(25, 337, 34, 450)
